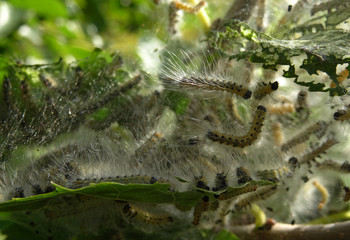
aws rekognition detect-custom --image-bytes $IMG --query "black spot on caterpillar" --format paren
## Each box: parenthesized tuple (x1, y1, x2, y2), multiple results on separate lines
(253, 81, 279, 100)
(333, 108, 350, 121)
(207, 105, 266, 148)
(288, 5, 292, 12)
(212, 173, 228, 191)
(178, 76, 252, 99)
(195, 177, 210, 191)
(236, 167, 252, 185)
(192, 196, 209, 225)
(123, 204, 173, 224)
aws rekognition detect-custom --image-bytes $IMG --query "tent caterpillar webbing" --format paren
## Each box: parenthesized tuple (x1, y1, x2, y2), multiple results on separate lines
(207, 105, 266, 148)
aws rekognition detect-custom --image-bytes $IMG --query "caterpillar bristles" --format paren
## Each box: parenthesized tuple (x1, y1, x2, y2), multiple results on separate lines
(256, 166, 291, 183)
(233, 185, 278, 211)
(281, 121, 328, 152)
(207, 105, 266, 148)
(179, 76, 252, 99)
(300, 138, 338, 164)
(253, 81, 279, 100)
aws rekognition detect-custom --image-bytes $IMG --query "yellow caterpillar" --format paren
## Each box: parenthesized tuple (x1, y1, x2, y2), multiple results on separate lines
(312, 181, 329, 210)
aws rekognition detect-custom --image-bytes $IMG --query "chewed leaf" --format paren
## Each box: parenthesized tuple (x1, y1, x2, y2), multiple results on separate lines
(212, 20, 350, 96)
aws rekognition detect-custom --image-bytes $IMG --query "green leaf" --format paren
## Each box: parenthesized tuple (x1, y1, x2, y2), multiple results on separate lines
(214, 230, 240, 240)
(8, 0, 68, 18)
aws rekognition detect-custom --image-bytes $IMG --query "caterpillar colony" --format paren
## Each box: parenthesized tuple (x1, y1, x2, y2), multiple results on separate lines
(0, 1, 350, 240)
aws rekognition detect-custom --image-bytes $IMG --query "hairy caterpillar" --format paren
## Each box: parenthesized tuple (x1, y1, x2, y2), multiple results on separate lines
(267, 103, 295, 115)
(281, 121, 327, 152)
(271, 122, 284, 146)
(333, 108, 350, 121)
(295, 90, 308, 112)
(212, 173, 228, 191)
(316, 160, 350, 173)
(300, 138, 338, 164)
(256, 166, 291, 183)
(123, 204, 173, 224)
(234, 185, 278, 211)
(132, 132, 163, 165)
(312, 181, 329, 210)
(253, 81, 279, 100)
(68, 175, 170, 189)
(192, 196, 210, 225)
(160, 50, 252, 99)
(236, 167, 252, 185)
(177, 76, 252, 99)
(207, 105, 266, 148)
(173, 0, 206, 13)
(343, 186, 350, 202)
(216, 184, 258, 201)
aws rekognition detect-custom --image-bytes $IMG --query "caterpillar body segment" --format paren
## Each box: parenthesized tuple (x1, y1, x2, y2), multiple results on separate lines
(333, 108, 350, 121)
(236, 167, 252, 185)
(253, 81, 279, 100)
(207, 105, 266, 148)
(123, 204, 173, 224)
(68, 175, 169, 189)
(133, 132, 163, 163)
(281, 121, 327, 152)
(343, 186, 350, 202)
(173, 0, 206, 14)
(256, 166, 291, 183)
(295, 90, 308, 112)
(212, 173, 228, 192)
(317, 160, 350, 173)
(312, 181, 329, 210)
(271, 122, 284, 146)
(234, 185, 278, 211)
(179, 76, 252, 99)
(267, 103, 295, 115)
(216, 184, 258, 201)
(192, 196, 210, 225)
(300, 138, 338, 164)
